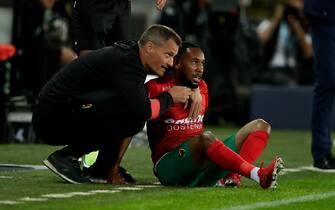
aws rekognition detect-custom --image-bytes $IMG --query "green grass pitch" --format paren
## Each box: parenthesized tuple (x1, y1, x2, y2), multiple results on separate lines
(0, 126, 335, 210)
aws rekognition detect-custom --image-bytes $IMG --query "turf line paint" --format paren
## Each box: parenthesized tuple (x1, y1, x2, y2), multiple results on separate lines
(218, 191, 335, 210)
(42, 190, 120, 198)
(1, 166, 335, 206)
(0, 200, 21, 205)
(114, 187, 143, 191)
(20, 197, 48, 202)
(281, 166, 335, 174)
(136, 185, 160, 188)
(0, 176, 13, 179)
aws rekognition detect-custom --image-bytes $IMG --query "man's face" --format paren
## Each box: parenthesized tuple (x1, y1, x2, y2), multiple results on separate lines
(40, 0, 56, 9)
(145, 38, 179, 77)
(286, 0, 303, 9)
(175, 48, 205, 88)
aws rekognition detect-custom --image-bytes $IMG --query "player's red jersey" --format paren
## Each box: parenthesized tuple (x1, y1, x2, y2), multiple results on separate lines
(145, 75, 209, 163)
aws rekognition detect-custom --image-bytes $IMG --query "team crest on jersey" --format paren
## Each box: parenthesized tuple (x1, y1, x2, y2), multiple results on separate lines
(179, 148, 186, 157)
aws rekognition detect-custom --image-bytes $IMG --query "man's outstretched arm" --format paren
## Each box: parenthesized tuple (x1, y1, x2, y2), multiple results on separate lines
(107, 136, 133, 184)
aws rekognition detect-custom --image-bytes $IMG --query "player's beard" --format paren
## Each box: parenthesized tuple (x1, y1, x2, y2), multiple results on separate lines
(180, 73, 199, 89)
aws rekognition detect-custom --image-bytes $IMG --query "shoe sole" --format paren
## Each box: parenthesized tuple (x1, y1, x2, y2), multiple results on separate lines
(223, 180, 240, 188)
(43, 159, 81, 184)
(269, 157, 284, 189)
(89, 177, 107, 184)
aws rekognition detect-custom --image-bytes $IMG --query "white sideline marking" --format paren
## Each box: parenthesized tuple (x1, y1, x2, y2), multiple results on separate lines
(282, 168, 301, 172)
(218, 191, 335, 210)
(0, 164, 47, 170)
(42, 190, 120, 198)
(1, 165, 334, 206)
(115, 187, 143, 191)
(0, 190, 121, 205)
(43, 192, 94, 198)
(0, 176, 13, 179)
(136, 185, 160, 188)
(90, 190, 120, 193)
(0, 200, 21, 205)
(282, 166, 335, 173)
(299, 166, 335, 173)
(20, 197, 48, 202)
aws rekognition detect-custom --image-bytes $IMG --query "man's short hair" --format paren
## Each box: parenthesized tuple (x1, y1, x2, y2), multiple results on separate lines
(138, 24, 182, 47)
(174, 41, 201, 63)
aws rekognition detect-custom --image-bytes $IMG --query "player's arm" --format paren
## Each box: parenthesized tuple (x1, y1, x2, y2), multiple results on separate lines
(107, 137, 132, 184)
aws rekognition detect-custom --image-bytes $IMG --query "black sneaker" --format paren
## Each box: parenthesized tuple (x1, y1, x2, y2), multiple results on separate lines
(83, 164, 136, 183)
(119, 166, 136, 183)
(43, 151, 91, 184)
(313, 157, 335, 170)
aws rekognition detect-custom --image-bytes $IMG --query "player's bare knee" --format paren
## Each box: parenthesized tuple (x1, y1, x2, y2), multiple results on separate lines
(199, 131, 216, 147)
(252, 119, 271, 133)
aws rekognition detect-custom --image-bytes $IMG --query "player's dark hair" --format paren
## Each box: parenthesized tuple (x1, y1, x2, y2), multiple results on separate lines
(174, 42, 201, 63)
(138, 24, 182, 47)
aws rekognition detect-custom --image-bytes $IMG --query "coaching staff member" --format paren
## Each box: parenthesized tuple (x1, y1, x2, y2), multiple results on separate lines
(32, 24, 192, 183)
(304, 0, 335, 169)
(72, 0, 167, 56)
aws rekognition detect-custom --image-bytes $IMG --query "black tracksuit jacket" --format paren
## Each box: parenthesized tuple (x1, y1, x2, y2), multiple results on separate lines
(32, 40, 172, 145)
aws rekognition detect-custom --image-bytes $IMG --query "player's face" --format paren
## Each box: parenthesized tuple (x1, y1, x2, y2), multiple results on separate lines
(146, 39, 179, 77)
(175, 48, 205, 88)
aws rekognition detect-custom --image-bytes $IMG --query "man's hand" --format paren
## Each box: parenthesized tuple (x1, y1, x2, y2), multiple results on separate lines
(184, 88, 202, 119)
(287, 15, 303, 34)
(167, 86, 192, 103)
(155, 0, 167, 10)
(273, 4, 284, 22)
(107, 166, 128, 185)
(287, 15, 313, 58)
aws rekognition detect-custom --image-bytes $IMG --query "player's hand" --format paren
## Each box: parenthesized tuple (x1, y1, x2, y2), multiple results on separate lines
(185, 88, 202, 119)
(155, 0, 167, 11)
(60, 47, 77, 64)
(167, 86, 192, 103)
(107, 166, 128, 185)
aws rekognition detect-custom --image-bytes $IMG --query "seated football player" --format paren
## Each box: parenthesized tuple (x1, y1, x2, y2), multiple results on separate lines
(145, 42, 284, 188)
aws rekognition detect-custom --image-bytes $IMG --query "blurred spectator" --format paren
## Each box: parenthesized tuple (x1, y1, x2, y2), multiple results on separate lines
(0, 44, 16, 142)
(11, 0, 76, 103)
(53, 0, 74, 46)
(156, 0, 207, 44)
(203, 0, 262, 125)
(256, 0, 313, 86)
(0, 62, 6, 142)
